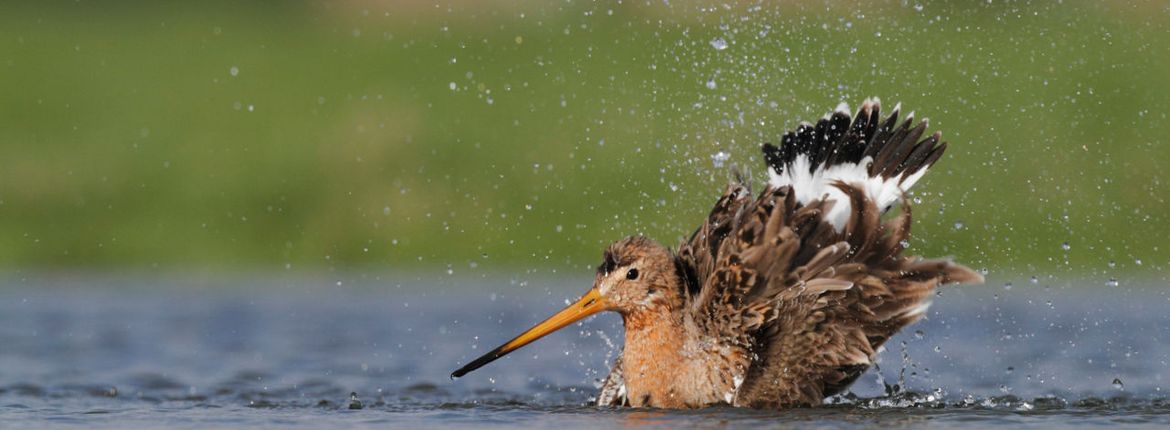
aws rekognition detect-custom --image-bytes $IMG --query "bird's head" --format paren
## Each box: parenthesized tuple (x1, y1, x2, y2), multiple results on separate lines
(591, 235, 682, 315)
(450, 235, 682, 379)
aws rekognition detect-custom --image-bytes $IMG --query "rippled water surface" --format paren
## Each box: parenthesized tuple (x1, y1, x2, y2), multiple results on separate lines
(2, 274, 1169, 428)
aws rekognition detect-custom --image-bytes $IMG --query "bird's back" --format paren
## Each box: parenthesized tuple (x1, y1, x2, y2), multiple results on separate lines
(671, 99, 982, 408)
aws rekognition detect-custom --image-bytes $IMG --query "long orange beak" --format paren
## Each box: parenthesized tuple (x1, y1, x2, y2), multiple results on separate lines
(451, 287, 608, 379)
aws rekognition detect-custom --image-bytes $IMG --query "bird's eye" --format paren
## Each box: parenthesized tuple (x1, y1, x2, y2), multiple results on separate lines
(626, 268, 639, 280)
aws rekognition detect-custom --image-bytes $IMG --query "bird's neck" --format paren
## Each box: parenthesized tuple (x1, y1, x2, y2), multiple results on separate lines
(621, 305, 686, 347)
(621, 307, 741, 408)
(619, 307, 691, 407)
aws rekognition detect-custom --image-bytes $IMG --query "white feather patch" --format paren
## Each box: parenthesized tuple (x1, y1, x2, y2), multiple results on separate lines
(767, 100, 935, 231)
(905, 299, 933, 318)
(728, 375, 744, 405)
(768, 154, 926, 230)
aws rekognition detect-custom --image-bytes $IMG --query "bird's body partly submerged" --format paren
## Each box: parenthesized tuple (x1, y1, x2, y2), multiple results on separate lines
(451, 98, 983, 409)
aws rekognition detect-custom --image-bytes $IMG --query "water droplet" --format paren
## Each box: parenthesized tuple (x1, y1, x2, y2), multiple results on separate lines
(1112, 378, 1124, 390)
(914, 330, 924, 339)
(449, 82, 457, 90)
(899, 239, 910, 249)
(1003, 282, 1012, 291)
(1006, 366, 1014, 375)
(1106, 277, 1119, 288)
(711, 151, 730, 168)
(1030, 276, 1039, 284)
(952, 220, 964, 230)
(229, 66, 239, 77)
(1060, 242, 1071, 251)
(709, 37, 728, 50)
(705, 78, 717, 90)
(1108, 260, 1116, 268)
(1135, 258, 1143, 265)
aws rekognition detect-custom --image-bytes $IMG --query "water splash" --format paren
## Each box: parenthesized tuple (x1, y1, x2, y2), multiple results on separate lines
(710, 151, 730, 168)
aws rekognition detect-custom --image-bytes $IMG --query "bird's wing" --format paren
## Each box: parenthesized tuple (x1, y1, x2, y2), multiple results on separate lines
(675, 100, 982, 409)
(676, 183, 841, 348)
(727, 186, 981, 408)
(673, 181, 755, 305)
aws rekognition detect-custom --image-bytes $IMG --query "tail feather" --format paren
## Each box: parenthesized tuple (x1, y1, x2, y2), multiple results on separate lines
(762, 98, 947, 230)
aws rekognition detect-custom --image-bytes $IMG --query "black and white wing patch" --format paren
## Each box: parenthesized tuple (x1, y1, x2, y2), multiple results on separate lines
(762, 98, 948, 230)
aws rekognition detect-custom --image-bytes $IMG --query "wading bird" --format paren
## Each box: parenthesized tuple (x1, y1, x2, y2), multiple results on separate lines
(451, 99, 982, 409)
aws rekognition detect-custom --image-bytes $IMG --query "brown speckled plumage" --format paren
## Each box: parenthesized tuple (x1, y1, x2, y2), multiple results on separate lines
(452, 99, 983, 409)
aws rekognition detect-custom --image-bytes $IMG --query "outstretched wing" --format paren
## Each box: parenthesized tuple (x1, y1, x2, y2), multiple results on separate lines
(674, 100, 982, 409)
(728, 185, 981, 408)
(676, 183, 851, 349)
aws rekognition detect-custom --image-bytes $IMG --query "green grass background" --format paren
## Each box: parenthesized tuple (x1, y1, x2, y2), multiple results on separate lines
(1, 1, 1167, 279)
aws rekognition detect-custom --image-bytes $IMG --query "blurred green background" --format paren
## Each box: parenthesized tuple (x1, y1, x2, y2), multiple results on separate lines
(1, 1, 1167, 278)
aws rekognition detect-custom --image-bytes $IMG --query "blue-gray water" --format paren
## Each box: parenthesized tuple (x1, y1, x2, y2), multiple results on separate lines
(2, 274, 1169, 428)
